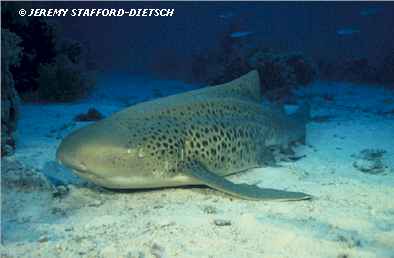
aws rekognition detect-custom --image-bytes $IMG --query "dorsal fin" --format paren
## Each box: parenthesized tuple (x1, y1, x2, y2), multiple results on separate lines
(115, 70, 262, 118)
(200, 70, 262, 102)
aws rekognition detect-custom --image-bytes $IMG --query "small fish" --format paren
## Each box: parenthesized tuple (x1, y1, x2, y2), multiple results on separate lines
(336, 28, 361, 36)
(360, 7, 380, 17)
(229, 31, 254, 38)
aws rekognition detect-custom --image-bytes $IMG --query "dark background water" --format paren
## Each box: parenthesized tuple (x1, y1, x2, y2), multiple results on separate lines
(39, 1, 394, 73)
(2, 1, 394, 159)
(2, 1, 394, 97)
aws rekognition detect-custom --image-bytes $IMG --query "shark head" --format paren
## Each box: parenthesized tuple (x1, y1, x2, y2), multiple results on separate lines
(56, 120, 169, 189)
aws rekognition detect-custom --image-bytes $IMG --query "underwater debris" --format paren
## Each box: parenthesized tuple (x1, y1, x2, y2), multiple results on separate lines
(74, 108, 104, 122)
(352, 149, 388, 174)
(214, 219, 232, 226)
(202, 205, 218, 214)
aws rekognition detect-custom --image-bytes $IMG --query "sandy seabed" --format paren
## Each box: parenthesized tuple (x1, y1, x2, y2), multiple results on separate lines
(1, 78, 394, 258)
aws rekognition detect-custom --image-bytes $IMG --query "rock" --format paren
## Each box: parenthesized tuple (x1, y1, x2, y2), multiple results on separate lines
(247, 51, 316, 101)
(2, 158, 52, 191)
(1, 30, 22, 156)
(52, 185, 69, 198)
(359, 149, 386, 160)
(150, 243, 165, 258)
(353, 159, 386, 174)
(202, 205, 218, 214)
(2, 144, 14, 156)
(87, 199, 103, 207)
(352, 149, 388, 174)
(336, 233, 362, 248)
(127, 251, 145, 258)
(64, 226, 74, 232)
(51, 207, 67, 216)
(38, 235, 49, 243)
(74, 107, 104, 122)
(213, 219, 232, 226)
(190, 36, 316, 103)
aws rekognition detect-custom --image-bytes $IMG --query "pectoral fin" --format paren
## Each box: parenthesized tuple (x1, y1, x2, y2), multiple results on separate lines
(180, 161, 312, 201)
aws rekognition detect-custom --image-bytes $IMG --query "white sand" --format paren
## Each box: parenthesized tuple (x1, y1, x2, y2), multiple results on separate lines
(2, 77, 394, 258)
